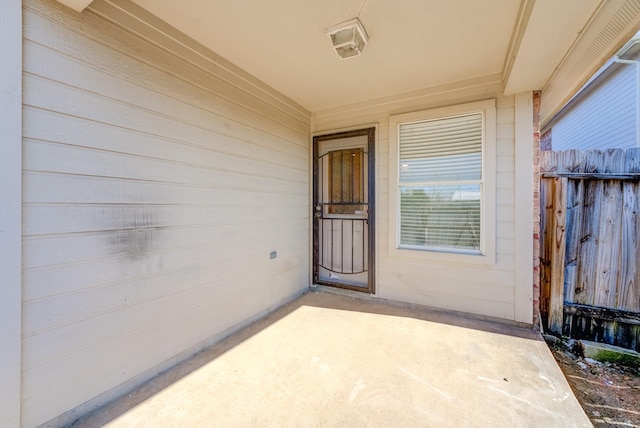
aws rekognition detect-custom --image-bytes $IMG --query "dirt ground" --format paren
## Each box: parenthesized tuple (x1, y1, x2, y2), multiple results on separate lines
(545, 337, 640, 427)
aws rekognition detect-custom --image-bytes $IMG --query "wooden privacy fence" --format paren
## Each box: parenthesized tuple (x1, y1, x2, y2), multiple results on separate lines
(540, 148, 640, 352)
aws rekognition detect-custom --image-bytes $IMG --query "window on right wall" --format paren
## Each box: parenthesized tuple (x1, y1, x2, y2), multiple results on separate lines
(389, 99, 496, 263)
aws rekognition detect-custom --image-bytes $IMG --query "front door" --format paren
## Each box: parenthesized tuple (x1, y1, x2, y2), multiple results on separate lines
(313, 128, 375, 293)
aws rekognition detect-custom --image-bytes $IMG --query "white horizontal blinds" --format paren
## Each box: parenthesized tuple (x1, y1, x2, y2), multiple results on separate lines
(399, 113, 482, 182)
(400, 185, 481, 250)
(399, 113, 483, 253)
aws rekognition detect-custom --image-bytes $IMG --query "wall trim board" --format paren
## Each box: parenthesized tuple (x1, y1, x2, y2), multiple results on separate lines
(313, 73, 503, 125)
(514, 92, 534, 324)
(0, 0, 23, 426)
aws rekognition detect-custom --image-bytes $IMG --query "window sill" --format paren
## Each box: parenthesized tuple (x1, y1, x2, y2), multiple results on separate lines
(389, 245, 496, 266)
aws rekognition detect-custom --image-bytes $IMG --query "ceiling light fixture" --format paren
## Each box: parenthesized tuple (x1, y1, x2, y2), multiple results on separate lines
(325, 18, 368, 59)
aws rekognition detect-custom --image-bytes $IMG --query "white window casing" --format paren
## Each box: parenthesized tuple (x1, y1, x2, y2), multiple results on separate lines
(389, 99, 497, 265)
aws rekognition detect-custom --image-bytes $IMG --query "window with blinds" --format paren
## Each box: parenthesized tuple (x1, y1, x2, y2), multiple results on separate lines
(398, 113, 483, 253)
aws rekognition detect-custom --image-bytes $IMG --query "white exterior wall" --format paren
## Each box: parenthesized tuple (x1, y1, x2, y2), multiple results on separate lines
(313, 79, 533, 323)
(22, 0, 310, 425)
(551, 64, 637, 151)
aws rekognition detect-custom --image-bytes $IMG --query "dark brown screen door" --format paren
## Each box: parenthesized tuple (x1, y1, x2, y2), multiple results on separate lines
(313, 128, 375, 293)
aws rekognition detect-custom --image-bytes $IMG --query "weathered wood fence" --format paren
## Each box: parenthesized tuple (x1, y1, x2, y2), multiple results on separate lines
(540, 148, 640, 352)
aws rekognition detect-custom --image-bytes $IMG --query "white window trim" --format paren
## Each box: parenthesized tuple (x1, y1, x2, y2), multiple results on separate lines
(388, 99, 496, 265)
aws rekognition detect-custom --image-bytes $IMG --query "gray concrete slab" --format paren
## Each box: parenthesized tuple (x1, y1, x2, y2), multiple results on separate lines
(74, 291, 591, 427)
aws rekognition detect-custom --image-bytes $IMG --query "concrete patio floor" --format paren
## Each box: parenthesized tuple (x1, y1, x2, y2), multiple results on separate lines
(73, 290, 591, 427)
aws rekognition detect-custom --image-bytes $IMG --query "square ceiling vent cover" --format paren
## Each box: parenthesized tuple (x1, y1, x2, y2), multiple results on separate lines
(326, 18, 368, 59)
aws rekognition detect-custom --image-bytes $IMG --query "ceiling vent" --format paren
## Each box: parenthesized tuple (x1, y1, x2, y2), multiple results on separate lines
(326, 18, 368, 59)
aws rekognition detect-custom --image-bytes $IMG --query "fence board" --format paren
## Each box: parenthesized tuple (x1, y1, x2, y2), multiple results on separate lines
(620, 182, 640, 312)
(564, 179, 582, 303)
(563, 150, 584, 304)
(540, 150, 557, 173)
(584, 149, 604, 173)
(575, 178, 602, 306)
(540, 177, 552, 319)
(627, 148, 640, 173)
(594, 180, 622, 308)
(563, 149, 585, 173)
(549, 177, 567, 334)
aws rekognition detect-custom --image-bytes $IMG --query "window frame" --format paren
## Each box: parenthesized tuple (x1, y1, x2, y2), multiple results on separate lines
(325, 148, 366, 216)
(388, 99, 496, 265)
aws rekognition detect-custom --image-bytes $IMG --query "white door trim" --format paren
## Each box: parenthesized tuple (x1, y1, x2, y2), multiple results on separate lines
(312, 127, 376, 293)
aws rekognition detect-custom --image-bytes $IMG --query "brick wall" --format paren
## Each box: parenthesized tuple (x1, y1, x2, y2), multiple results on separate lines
(540, 128, 552, 151)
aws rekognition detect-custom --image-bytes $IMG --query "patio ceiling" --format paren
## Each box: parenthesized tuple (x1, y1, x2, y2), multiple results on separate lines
(66, 0, 640, 120)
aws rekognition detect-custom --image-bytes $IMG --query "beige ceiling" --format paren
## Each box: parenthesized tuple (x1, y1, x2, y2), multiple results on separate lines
(129, 0, 523, 111)
(66, 0, 640, 117)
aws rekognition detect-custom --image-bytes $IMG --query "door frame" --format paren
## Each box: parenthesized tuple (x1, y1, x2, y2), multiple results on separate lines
(312, 127, 375, 293)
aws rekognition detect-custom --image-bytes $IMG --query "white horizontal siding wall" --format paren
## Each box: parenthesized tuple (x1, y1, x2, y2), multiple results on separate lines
(22, 0, 310, 425)
(313, 78, 530, 322)
(552, 64, 637, 151)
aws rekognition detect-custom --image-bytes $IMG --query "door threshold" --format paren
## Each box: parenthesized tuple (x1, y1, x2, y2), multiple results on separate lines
(311, 284, 375, 299)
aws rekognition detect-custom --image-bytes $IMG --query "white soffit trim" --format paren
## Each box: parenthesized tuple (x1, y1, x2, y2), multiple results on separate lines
(504, 0, 603, 96)
(541, 0, 640, 124)
(55, 0, 93, 12)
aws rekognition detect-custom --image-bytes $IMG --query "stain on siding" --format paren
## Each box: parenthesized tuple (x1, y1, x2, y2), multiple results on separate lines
(108, 227, 161, 260)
